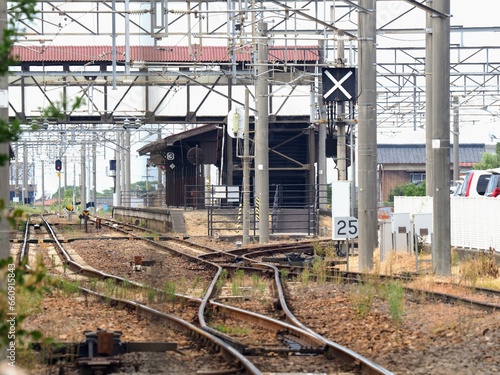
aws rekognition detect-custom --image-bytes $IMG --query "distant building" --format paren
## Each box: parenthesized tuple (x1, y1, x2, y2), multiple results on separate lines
(377, 143, 486, 203)
(9, 184, 36, 204)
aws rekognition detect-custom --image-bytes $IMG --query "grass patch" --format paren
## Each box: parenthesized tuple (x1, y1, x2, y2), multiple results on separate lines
(213, 324, 251, 335)
(350, 278, 376, 318)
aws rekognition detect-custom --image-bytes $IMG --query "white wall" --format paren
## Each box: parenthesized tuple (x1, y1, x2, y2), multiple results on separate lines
(394, 196, 500, 252)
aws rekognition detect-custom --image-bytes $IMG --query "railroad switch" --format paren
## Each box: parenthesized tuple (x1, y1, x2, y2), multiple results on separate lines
(79, 329, 176, 374)
(32, 328, 177, 375)
(262, 252, 346, 267)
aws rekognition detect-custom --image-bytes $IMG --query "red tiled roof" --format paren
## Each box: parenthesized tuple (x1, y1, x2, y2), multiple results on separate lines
(11, 45, 320, 63)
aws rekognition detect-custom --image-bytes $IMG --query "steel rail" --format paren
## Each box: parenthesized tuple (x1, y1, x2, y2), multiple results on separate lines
(246, 260, 395, 375)
(46, 215, 396, 373)
(74, 287, 261, 374)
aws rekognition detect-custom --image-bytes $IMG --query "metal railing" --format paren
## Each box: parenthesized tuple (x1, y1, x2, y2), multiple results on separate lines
(186, 183, 332, 237)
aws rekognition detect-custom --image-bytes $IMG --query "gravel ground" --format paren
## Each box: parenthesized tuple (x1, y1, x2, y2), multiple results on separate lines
(287, 281, 500, 375)
(8, 213, 500, 375)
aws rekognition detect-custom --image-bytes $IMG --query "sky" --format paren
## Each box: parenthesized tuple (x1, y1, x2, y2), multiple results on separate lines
(14, 0, 500, 196)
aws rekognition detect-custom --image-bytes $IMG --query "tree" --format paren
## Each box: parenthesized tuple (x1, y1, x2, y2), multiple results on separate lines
(387, 181, 426, 204)
(474, 142, 500, 170)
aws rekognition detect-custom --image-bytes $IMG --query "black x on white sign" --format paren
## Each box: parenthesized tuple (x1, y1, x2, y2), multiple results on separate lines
(322, 67, 357, 102)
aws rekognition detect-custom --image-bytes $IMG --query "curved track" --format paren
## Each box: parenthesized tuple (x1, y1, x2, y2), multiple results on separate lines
(19, 214, 396, 374)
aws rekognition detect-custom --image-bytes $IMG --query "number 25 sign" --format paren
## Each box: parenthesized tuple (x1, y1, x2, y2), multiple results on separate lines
(333, 217, 358, 239)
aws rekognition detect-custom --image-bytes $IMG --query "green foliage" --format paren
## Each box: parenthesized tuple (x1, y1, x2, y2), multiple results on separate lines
(0, 0, 37, 76)
(279, 268, 289, 281)
(383, 281, 405, 323)
(38, 95, 86, 121)
(351, 280, 376, 318)
(231, 269, 245, 296)
(387, 181, 426, 204)
(299, 266, 310, 288)
(474, 142, 500, 170)
(163, 281, 177, 302)
(131, 180, 159, 193)
(215, 269, 228, 293)
(213, 324, 250, 335)
(0, 0, 38, 166)
(0, 258, 46, 350)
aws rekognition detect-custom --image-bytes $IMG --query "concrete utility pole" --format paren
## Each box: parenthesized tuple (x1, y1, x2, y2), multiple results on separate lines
(0, 0, 9, 261)
(317, 39, 328, 212)
(357, 0, 377, 271)
(425, 0, 434, 196)
(431, 0, 451, 275)
(255, 22, 270, 244)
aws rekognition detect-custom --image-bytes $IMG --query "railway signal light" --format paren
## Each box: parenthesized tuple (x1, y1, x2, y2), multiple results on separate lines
(55, 159, 62, 171)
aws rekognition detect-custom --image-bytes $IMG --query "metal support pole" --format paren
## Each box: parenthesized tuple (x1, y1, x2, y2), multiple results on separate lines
(452, 96, 459, 183)
(336, 38, 347, 182)
(243, 88, 251, 245)
(41, 161, 45, 212)
(156, 129, 164, 205)
(358, 0, 377, 271)
(125, 130, 131, 207)
(23, 143, 28, 204)
(120, 131, 126, 204)
(81, 145, 87, 212)
(431, 0, 451, 275)
(114, 132, 121, 207)
(425, 0, 434, 196)
(92, 139, 97, 213)
(255, 22, 270, 244)
(58, 171, 61, 216)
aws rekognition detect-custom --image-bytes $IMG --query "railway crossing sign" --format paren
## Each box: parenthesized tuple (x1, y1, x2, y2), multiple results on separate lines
(333, 216, 359, 239)
(322, 67, 357, 102)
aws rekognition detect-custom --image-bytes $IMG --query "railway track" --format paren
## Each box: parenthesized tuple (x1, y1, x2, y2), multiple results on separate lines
(16, 214, 397, 374)
(14, 214, 500, 374)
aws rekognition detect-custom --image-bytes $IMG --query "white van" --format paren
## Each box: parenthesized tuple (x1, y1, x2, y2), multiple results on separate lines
(457, 170, 491, 197)
(485, 168, 500, 197)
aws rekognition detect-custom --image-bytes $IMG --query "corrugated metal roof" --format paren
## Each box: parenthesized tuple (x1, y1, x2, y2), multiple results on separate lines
(138, 124, 220, 155)
(377, 144, 486, 164)
(11, 45, 320, 63)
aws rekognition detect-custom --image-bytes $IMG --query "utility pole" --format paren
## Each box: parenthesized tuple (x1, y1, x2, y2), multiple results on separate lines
(432, 0, 451, 275)
(23, 143, 28, 204)
(317, 39, 327, 212)
(125, 129, 131, 207)
(357, 0, 377, 271)
(425, 0, 434, 196)
(255, 22, 270, 244)
(242, 88, 251, 245)
(92, 137, 97, 213)
(81, 145, 87, 212)
(41, 160, 45, 212)
(114, 132, 122, 207)
(452, 96, 460, 183)
(156, 129, 164, 204)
